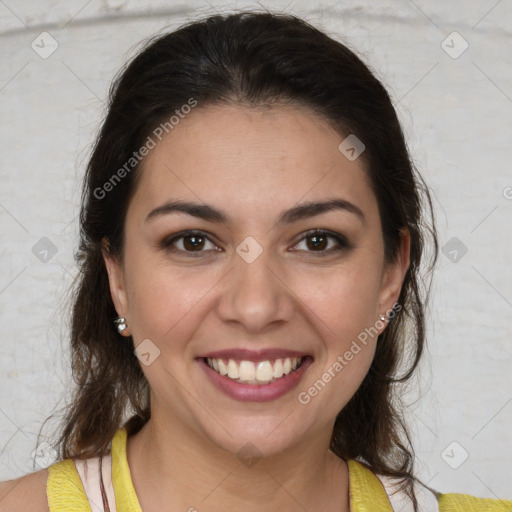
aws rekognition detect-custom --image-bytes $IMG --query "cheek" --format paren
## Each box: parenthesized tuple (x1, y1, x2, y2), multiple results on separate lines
(122, 251, 223, 345)
(290, 262, 381, 410)
(290, 261, 384, 344)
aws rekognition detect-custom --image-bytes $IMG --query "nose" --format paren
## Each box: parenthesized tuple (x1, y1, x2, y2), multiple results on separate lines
(216, 246, 295, 333)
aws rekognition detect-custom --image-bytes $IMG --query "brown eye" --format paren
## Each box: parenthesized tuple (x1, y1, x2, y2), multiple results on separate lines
(182, 234, 206, 251)
(292, 229, 348, 254)
(306, 233, 328, 251)
(162, 230, 220, 255)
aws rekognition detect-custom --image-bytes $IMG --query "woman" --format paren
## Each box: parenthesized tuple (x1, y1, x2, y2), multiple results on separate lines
(0, 11, 510, 512)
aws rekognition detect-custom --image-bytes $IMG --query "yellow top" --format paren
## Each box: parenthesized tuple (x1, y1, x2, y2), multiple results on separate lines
(46, 428, 512, 511)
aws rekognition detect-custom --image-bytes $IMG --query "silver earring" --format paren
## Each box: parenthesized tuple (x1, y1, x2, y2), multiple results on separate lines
(379, 314, 387, 322)
(114, 317, 128, 334)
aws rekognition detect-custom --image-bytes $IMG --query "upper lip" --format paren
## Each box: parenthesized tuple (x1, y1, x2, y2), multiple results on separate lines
(197, 348, 311, 362)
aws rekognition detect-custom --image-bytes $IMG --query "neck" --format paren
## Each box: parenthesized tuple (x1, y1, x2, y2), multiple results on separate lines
(126, 414, 350, 512)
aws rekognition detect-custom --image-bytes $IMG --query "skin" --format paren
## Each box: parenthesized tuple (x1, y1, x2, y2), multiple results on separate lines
(104, 103, 410, 512)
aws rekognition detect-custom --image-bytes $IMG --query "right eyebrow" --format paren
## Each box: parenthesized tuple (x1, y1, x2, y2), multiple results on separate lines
(146, 200, 228, 224)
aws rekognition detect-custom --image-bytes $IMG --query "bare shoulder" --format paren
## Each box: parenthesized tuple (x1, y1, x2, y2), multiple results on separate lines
(0, 469, 49, 512)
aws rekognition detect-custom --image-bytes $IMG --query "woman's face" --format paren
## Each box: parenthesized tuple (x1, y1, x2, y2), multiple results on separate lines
(105, 104, 409, 456)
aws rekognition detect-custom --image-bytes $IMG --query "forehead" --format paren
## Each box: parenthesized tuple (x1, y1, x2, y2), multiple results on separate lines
(130, 104, 378, 224)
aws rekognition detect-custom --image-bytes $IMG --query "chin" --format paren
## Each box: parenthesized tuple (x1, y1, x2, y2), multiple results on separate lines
(197, 414, 307, 460)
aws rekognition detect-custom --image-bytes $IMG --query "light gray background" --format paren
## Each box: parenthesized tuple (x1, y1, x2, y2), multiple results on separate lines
(1, 0, 511, 499)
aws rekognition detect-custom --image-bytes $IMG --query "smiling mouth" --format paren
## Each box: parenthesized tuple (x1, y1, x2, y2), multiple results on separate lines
(204, 356, 307, 385)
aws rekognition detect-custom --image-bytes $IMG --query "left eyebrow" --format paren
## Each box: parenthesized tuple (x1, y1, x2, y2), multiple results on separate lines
(145, 198, 365, 225)
(276, 198, 365, 225)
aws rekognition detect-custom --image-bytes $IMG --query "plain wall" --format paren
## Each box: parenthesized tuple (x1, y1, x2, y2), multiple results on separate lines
(1, 0, 511, 499)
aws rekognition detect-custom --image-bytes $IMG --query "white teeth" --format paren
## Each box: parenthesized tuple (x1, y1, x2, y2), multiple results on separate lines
(256, 361, 274, 382)
(218, 359, 228, 375)
(239, 360, 256, 381)
(227, 359, 238, 379)
(205, 357, 303, 384)
(273, 359, 283, 378)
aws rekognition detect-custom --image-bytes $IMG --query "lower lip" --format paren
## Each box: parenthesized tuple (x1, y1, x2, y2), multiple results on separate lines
(198, 357, 313, 402)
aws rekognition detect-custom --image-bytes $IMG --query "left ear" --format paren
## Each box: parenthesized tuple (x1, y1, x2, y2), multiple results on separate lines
(377, 228, 411, 317)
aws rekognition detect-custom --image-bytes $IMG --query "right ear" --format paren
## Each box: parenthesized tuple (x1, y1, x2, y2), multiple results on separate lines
(102, 238, 130, 335)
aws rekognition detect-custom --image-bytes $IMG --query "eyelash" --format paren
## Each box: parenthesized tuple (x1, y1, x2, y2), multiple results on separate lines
(161, 229, 349, 257)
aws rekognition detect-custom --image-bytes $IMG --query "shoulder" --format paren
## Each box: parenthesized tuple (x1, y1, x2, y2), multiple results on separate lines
(372, 462, 512, 512)
(0, 469, 49, 512)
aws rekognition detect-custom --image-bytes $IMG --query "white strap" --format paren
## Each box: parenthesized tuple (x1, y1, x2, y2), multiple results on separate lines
(378, 474, 439, 512)
(101, 453, 117, 512)
(74, 454, 117, 512)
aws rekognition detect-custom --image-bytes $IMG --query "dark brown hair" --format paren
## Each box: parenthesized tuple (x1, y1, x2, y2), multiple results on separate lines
(41, 10, 437, 506)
